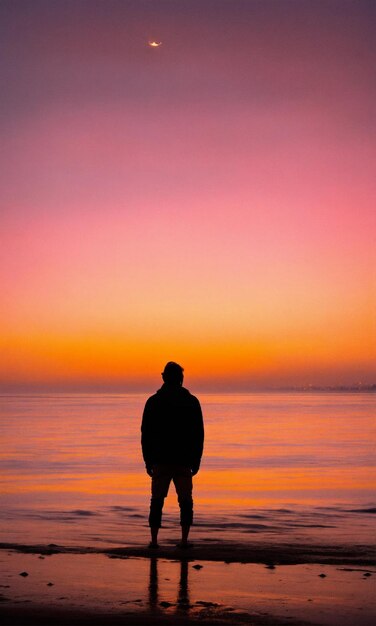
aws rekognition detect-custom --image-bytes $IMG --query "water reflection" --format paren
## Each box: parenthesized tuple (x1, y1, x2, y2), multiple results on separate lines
(148, 558, 190, 614)
(148, 558, 158, 609)
(177, 559, 190, 612)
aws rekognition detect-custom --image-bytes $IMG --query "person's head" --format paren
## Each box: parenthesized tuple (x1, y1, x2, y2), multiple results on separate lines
(162, 361, 184, 386)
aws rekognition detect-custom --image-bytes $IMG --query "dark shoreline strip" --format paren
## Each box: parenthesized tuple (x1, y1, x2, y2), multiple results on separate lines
(0, 541, 374, 566)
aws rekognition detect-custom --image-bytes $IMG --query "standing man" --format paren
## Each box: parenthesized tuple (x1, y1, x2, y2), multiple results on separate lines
(141, 362, 204, 548)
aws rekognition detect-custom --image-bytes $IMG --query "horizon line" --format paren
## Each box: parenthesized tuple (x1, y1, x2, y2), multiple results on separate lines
(0, 383, 375, 395)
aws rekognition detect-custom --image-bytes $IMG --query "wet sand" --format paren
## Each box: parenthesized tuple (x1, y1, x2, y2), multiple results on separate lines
(1, 538, 375, 566)
(0, 542, 375, 626)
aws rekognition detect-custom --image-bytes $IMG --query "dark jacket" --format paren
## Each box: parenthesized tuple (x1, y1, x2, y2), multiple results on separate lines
(141, 384, 204, 472)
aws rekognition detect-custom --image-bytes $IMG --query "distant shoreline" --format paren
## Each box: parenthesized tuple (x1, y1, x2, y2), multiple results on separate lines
(0, 386, 375, 395)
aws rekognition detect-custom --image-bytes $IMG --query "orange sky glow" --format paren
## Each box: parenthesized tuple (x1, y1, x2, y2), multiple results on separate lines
(0, 0, 375, 391)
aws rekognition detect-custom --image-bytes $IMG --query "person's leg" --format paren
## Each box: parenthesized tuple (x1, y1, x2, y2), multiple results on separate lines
(181, 523, 190, 544)
(173, 467, 193, 547)
(149, 465, 171, 546)
(150, 525, 159, 546)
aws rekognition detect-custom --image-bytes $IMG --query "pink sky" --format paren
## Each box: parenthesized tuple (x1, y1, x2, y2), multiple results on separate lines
(0, 0, 375, 390)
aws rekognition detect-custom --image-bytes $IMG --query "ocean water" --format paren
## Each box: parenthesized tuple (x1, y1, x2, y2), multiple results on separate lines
(0, 392, 375, 548)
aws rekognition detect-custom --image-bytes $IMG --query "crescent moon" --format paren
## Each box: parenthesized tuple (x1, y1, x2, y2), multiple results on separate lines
(148, 41, 162, 48)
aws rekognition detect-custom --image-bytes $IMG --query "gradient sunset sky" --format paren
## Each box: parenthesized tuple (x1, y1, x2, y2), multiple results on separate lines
(1, 0, 375, 391)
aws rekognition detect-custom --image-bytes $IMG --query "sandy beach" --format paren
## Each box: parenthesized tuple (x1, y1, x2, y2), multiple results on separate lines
(1, 540, 375, 626)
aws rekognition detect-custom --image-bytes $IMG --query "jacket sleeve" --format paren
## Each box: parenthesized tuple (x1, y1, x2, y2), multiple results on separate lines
(190, 398, 204, 471)
(141, 398, 154, 468)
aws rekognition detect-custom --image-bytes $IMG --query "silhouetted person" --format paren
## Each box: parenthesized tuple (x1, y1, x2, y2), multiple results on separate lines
(141, 362, 204, 548)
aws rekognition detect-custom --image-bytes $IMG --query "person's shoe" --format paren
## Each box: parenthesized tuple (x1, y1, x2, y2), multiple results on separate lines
(148, 542, 159, 549)
(176, 541, 193, 549)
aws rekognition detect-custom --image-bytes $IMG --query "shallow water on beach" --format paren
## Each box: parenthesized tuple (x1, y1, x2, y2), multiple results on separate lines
(1, 551, 375, 626)
(0, 392, 375, 547)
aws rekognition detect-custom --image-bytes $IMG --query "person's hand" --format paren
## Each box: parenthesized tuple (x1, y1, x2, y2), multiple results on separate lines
(146, 465, 153, 477)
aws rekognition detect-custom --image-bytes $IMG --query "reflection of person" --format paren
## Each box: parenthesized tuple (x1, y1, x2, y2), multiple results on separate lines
(148, 557, 190, 614)
(148, 558, 158, 609)
(177, 559, 190, 612)
(141, 362, 204, 548)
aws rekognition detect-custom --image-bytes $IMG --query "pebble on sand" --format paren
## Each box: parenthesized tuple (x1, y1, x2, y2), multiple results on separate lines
(318, 573, 327, 578)
(193, 564, 203, 570)
(19, 572, 29, 577)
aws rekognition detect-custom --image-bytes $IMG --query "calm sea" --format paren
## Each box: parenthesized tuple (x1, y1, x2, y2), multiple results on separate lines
(1, 392, 375, 547)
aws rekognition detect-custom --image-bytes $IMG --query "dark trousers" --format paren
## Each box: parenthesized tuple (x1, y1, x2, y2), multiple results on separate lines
(149, 464, 193, 528)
